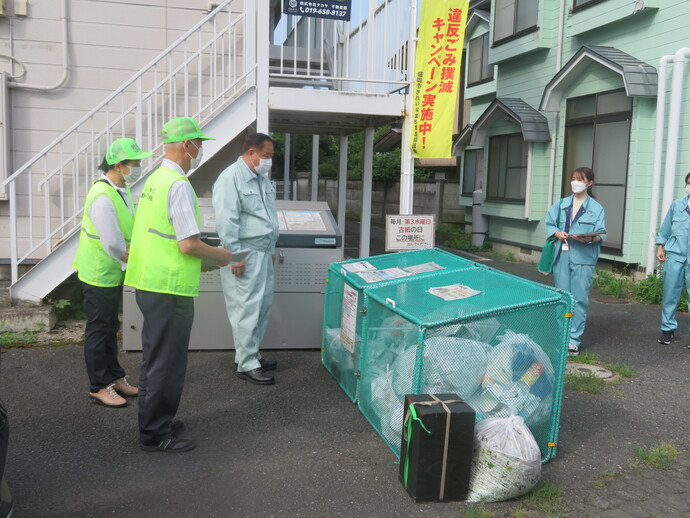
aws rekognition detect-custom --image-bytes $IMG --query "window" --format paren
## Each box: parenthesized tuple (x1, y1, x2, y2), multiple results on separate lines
(462, 149, 484, 195)
(486, 133, 527, 202)
(573, 0, 605, 9)
(468, 34, 493, 86)
(493, 0, 539, 44)
(562, 89, 632, 253)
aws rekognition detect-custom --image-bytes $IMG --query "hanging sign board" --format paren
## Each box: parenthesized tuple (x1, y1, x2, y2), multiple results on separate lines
(410, 0, 469, 158)
(386, 214, 435, 251)
(283, 0, 352, 21)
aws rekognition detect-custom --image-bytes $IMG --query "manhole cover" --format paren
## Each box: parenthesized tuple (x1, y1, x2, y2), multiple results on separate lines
(566, 362, 618, 382)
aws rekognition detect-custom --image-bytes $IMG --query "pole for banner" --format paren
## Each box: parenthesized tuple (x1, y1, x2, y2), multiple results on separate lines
(399, 0, 418, 216)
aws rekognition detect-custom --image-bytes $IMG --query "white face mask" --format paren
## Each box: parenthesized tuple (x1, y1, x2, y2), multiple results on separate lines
(685, 185, 690, 195)
(124, 166, 142, 184)
(571, 180, 588, 194)
(187, 142, 203, 169)
(256, 158, 272, 177)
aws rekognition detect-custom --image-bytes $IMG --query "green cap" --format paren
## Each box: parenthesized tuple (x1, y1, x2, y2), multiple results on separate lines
(161, 117, 215, 143)
(105, 138, 155, 165)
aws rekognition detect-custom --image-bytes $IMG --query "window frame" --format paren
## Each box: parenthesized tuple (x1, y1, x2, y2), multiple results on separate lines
(467, 33, 494, 87)
(562, 88, 632, 255)
(492, 0, 540, 47)
(486, 132, 528, 203)
(462, 149, 484, 196)
(572, 0, 608, 13)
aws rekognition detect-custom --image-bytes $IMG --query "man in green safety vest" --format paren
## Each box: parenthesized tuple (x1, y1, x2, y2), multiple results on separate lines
(73, 138, 153, 408)
(125, 117, 232, 453)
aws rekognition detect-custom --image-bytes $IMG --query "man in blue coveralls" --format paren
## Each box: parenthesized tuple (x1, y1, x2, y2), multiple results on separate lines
(656, 171, 690, 349)
(212, 133, 280, 384)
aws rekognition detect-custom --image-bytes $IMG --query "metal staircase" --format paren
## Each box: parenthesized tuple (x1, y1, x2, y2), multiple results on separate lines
(1, 0, 414, 302)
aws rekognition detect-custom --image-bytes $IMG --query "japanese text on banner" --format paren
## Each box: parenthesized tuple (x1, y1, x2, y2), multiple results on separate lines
(410, 0, 468, 159)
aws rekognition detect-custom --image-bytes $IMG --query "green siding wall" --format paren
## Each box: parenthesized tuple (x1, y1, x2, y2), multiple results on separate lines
(461, 0, 690, 268)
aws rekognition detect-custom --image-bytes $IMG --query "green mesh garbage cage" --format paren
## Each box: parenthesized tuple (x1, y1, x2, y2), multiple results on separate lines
(356, 266, 573, 464)
(321, 249, 478, 403)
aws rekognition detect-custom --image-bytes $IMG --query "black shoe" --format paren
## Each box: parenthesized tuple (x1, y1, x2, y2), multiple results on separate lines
(140, 437, 196, 453)
(236, 367, 275, 385)
(658, 331, 675, 345)
(234, 358, 278, 371)
(171, 420, 185, 438)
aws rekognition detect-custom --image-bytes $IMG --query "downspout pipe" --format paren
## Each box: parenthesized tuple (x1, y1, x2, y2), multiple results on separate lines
(657, 48, 690, 268)
(645, 54, 674, 276)
(8, 0, 69, 91)
(547, 0, 567, 208)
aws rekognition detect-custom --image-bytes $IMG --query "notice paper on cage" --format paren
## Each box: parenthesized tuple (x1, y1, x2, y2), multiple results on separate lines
(356, 267, 414, 284)
(340, 284, 358, 353)
(341, 260, 376, 273)
(402, 262, 446, 275)
(428, 283, 482, 301)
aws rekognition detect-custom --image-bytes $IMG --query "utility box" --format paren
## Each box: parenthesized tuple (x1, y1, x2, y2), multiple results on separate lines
(123, 199, 342, 350)
(323, 254, 573, 463)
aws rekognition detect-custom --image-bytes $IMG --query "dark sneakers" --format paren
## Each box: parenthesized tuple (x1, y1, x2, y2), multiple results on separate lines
(658, 331, 675, 345)
(141, 437, 195, 453)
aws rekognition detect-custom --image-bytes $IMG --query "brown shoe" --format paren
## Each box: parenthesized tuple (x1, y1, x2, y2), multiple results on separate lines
(89, 384, 127, 408)
(113, 377, 138, 397)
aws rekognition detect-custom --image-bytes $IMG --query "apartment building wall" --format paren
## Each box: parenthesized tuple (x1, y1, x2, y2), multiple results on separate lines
(460, 0, 690, 268)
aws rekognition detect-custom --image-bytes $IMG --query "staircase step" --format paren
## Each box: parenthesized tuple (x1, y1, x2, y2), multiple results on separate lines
(0, 305, 57, 333)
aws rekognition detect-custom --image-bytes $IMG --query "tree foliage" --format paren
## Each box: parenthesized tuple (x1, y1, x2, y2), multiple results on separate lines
(271, 126, 434, 182)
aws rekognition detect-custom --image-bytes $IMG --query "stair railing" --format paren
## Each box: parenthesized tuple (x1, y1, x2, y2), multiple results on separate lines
(0, 0, 256, 284)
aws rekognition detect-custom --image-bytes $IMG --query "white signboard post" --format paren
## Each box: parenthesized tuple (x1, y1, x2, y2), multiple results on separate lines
(385, 214, 435, 251)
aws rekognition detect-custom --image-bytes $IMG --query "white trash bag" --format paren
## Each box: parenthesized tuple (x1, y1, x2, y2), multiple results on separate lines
(466, 415, 541, 502)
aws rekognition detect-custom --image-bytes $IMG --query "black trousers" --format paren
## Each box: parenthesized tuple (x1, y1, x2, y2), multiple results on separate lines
(82, 282, 126, 393)
(135, 289, 194, 446)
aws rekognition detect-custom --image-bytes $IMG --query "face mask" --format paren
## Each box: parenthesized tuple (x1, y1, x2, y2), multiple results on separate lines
(571, 180, 588, 194)
(256, 158, 272, 177)
(187, 142, 203, 169)
(124, 166, 142, 184)
(685, 185, 690, 195)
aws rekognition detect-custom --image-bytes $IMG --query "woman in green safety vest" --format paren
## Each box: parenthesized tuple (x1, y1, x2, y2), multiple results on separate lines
(73, 138, 153, 408)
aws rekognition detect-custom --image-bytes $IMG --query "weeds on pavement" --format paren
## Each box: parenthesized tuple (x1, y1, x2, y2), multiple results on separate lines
(519, 478, 569, 518)
(632, 444, 679, 469)
(0, 322, 43, 348)
(460, 503, 495, 518)
(564, 373, 604, 394)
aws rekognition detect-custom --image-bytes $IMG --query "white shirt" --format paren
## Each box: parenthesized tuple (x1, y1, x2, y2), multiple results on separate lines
(161, 159, 201, 241)
(88, 175, 132, 270)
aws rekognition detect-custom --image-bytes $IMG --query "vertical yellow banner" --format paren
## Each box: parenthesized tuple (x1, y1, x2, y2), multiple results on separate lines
(410, 0, 469, 159)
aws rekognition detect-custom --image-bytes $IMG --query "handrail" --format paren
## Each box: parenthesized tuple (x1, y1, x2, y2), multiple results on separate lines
(1, 0, 238, 190)
(4, 0, 415, 288)
(4, 0, 255, 284)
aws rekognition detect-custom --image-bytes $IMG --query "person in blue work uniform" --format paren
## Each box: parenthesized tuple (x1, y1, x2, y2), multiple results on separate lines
(655, 171, 690, 348)
(212, 133, 280, 385)
(545, 167, 606, 357)
(73, 138, 153, 408)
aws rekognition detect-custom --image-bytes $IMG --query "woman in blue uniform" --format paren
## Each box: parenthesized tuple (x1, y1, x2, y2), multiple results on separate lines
(545, 167, 606, 356)
(655, 171, 690, 347)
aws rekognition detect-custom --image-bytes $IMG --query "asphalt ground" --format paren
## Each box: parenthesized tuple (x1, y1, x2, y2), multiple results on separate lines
(1, 225, 689, 517)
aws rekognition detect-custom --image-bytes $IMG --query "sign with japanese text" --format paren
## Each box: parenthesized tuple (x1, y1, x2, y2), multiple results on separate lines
(410, 0, 469, 158)
(385, 214, 435, 251)
(283, 0, 351, 21)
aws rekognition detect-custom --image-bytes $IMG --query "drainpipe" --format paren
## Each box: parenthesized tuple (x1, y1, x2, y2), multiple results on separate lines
(547, 0, 567, 207)
(8, 0, 69, 91)
(660, 48, 690, 222)
(645, 54, 674, 276)
(523, 143, 533, 219)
